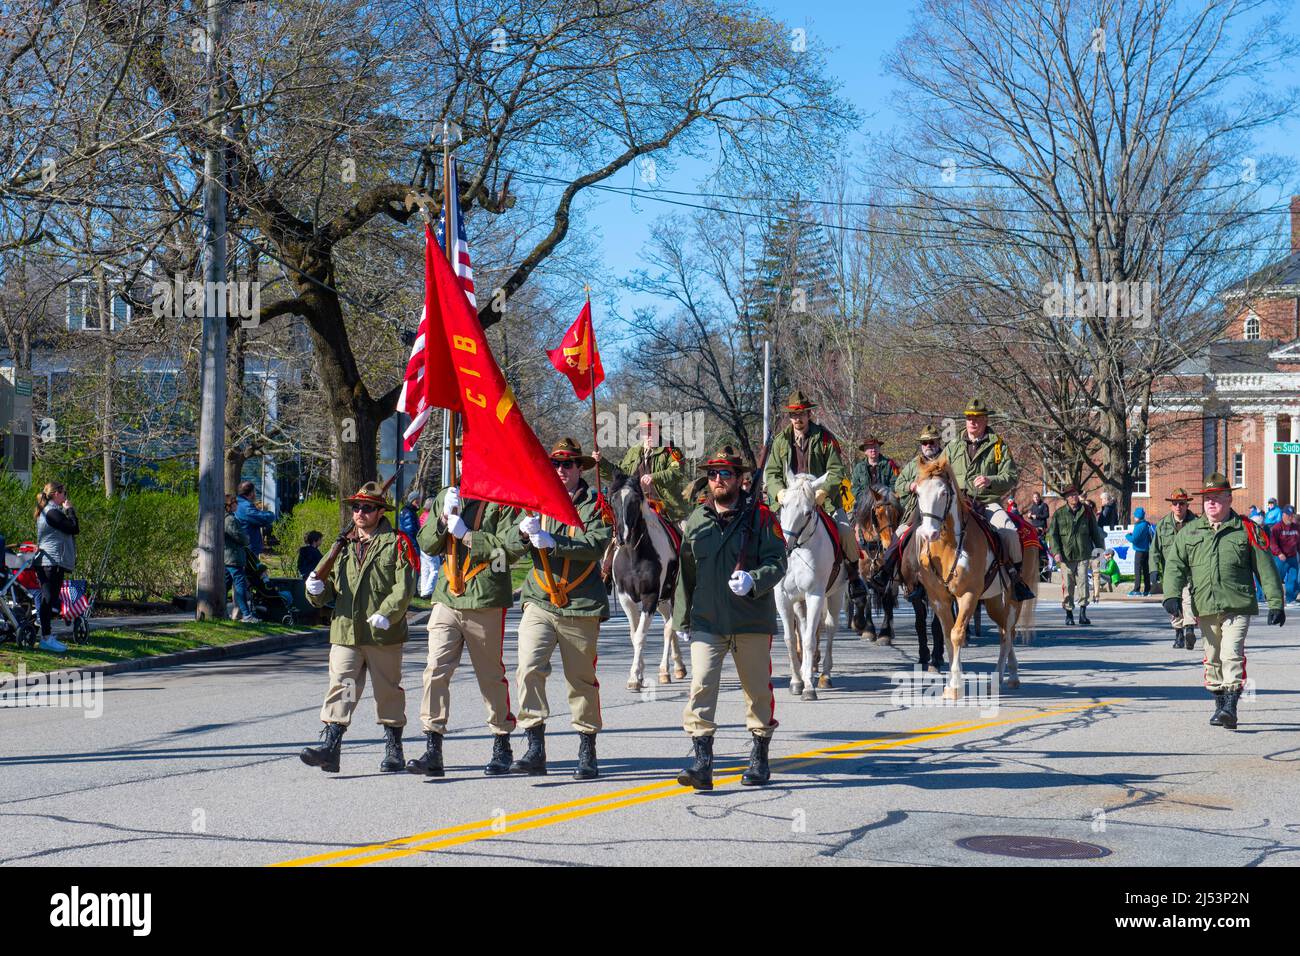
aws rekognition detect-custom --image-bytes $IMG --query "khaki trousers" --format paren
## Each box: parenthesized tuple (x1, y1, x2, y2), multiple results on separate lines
(319, 643, 406, 727)
(1061, 560, 1090, 610)
(985, 504, 1023, 565)
(1197, 612, 1249, 693)
(1169, 586, 1194, 629)
(683, 632, 777, 738)
(421, 603, 515, 735)
(832, 508, 860, 562)
(516, 602, 602, 733)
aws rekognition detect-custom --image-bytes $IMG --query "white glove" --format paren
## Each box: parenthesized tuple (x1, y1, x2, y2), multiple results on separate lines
(442, 487, 460, 517)
(447, 514, 469, 539)
(729, 570, 754, 596)
(530, 530, 556, 550)
(775, 488, 787, 506)
(367, 612, 390, 631)
(677, 630, 691, 643)
(519, 514, 542, 537)
(305, 573, 325, 595)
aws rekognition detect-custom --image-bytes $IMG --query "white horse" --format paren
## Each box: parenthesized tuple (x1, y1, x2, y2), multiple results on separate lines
(775, 472, 847, 701)
(608, 474, 686, 690)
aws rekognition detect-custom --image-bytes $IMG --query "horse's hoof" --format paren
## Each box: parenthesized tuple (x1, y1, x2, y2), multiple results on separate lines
(627, 680, 642, 691)
(941, 686, 961, 701)
(801, 689, 818, 701)
(817, 675, 832, 689)
(863, 631, 877, 642)
(874, 635, 893, 646)
(1005, 676, 1020, 690)
(790, 682, 804, 697)
(657, 672, 670, 685)
(673, 666, 687, 680)
(927, 665, 940, 674)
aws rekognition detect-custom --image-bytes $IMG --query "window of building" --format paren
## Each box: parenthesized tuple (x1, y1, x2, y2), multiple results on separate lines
(1233, 452, 1245, 487)
(1243, 312, 1260, 340)
(1129, 438, 1149, 496)
(66, 279, 132, 330)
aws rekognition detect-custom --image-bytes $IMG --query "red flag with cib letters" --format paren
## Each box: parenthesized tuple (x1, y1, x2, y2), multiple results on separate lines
(547, 301, 604, 400)
(421, 236, 581, 528)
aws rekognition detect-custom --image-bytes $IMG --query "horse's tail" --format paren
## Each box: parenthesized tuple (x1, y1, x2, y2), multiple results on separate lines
(1017, 545, 1041, 643)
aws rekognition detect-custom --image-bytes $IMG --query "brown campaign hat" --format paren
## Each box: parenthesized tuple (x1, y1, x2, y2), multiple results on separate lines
(698, 445, 751, 474)
(548, 436, 595, 470)
(1198, 473, 1232, 495)
(858, 435, 883, 451)
(1166, 488, 1193, 502)
(1059, 485, 1081, 497)
(785, 389, 816, 411)
(345, 481, 395, 510)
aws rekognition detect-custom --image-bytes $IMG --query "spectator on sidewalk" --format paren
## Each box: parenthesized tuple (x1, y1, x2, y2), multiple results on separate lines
(398, 489, 421, 542)
(1264, 498, 1282, 536)
(1097, 550, 1121, 594)
(1026, 492, 1049, 532)
(34, 480, 79, 653)
(235, 480, 276, 557)
(1126, 507, 1155, 596)
(297, 531, 324, 579)
(225, 494, 258, 623)
(1098, 491, 1119, 528)
(1270, 506, 1299, 604)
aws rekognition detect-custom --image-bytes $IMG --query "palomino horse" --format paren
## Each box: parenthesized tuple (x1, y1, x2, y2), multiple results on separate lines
(849, 485, 902, 644)
(608, 474, 686, 690)
(911, 456, 1040, 698)
(775, 472, 847, 701)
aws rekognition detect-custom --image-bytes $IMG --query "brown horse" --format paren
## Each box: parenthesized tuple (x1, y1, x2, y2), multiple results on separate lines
(849, 485, 902, 644)
(909, 456, 1040, 699)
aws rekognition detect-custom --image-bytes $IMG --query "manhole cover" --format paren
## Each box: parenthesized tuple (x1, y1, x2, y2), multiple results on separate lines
(956, 835, 1111, 860)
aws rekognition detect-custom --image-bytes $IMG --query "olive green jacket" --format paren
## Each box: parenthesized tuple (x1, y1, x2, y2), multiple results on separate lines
(1163, 512, 1283, 617)
(765, 423, 849, 511)
(850, 457, 901, 506)
(598, 445, 688, 522)
(223, 513, 249, 568)
(1046, 503, 1106, 563)
(502, 480, 613, 620)
(418, 490, 525, 610)
(943, 431, 1018, 505)
(672, 501, 787, 635)
(1152, 509, 1198, 580)
(307, 519, 417, 647)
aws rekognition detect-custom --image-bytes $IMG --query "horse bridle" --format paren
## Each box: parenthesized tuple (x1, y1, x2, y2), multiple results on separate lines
(783, 501, 819, 553)
(917, 474, 966, 587)
(613, 492, 647, 551)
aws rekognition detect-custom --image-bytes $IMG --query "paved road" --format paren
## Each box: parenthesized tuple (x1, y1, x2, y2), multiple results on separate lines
(2, 593, 1298, 867)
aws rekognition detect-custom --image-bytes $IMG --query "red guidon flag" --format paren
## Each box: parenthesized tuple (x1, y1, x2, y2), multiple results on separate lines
(422, 233, 581, 527)
(547, 301, 604, 401)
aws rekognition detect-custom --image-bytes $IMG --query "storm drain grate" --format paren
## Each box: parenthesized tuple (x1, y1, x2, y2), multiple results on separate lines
(956, 835, 1111, 860)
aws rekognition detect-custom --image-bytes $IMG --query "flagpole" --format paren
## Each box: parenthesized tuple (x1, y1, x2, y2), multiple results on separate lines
(585, 283, 602, 503)
(442, 121, 464, 596)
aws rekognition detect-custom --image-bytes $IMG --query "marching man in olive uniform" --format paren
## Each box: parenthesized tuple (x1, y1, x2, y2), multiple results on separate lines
(763, 389, 865, 600)
(850, 435, 900, 505)
(406, 474, 526, 777)
(1152, 488, 1199, 650)
(301, 482, 418, 774)
(943, 398, 1035, 601)
(1046, 486, 1106, 625)
(504, 439, 613, 780)
(1162, 473, 1285, 730)
(675, 447, 787, 791)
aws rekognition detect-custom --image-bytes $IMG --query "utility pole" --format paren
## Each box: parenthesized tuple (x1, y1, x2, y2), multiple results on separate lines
(195, 0, 228, 621)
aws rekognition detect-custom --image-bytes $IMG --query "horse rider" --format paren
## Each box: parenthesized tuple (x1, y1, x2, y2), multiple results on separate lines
(675, 446, 787, 791)
(943, 398, 1035, 601)
(301, 482, 418, 774)
(869, 423, 945, 598)
(505, 438, 613, 780)
(850, 434, 901, 506)
(595, 419, 688, 522)
(1162, 473, 1285, 730)
(406, 468, 527, 777)
(1152, 488, 1199, 650)
(763, 388, 866, 601)
(1046, 485, 1105, 625)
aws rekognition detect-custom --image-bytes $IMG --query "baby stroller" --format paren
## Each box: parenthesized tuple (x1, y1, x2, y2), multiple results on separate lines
(240, 552, 296, 625)
(0, 536, 41, 648)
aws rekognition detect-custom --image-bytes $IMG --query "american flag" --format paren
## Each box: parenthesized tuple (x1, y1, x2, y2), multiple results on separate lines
(397, 157, 476, 450)
(60, 579, 89, 621)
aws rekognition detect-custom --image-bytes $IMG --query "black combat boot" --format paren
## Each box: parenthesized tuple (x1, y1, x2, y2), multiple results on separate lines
(677, 736, 714, 791)
(1007, 564, 1035, 601)
(484, 734, 513, 776)
(379, 725, 405, 773)
(509, 725, 547, 775)
(1078, 607, 1092, 626)
(1183, 627, 1197, 651)
(300, 722, 346, 773)
(1209, 691, 1226, 726)
(740, 733, 771, 787)
(1219, 688, 1240, 730)
(845, 565, 867, 602)
(573, 733, 599, 780)
(406, 731, 445, 776)
(1064, 608, 1074, 626)
(1172, 628, 1185, 649)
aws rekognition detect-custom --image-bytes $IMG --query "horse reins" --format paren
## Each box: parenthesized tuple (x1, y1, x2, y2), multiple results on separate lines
(918, 476, 966, 589)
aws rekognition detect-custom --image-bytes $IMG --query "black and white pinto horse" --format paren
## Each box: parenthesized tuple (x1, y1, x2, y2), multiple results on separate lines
(608, 474, 686, 691)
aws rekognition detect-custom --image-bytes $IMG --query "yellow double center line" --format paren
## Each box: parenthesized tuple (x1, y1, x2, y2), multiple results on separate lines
(274, 701, 1113, 867)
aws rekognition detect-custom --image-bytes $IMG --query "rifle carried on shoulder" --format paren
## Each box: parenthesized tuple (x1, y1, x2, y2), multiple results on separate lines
(313, 470, 402, 582)
(733, 437, 774, 574)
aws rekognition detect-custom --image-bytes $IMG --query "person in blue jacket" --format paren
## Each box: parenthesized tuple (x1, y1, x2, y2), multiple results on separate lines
(235, 480, 277, 557)
(1126, 507, 1156, 596)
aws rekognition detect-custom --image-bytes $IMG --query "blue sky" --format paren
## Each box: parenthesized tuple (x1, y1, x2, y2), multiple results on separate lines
(564, 0, 1300, 348)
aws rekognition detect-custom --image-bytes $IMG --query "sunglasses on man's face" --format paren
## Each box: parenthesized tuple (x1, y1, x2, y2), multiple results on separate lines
(551, 459, 577, 470)
(707, 469, 735, 481)
(350, 503, 379, 514)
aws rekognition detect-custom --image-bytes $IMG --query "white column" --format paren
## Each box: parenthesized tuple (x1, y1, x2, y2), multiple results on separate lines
(1263, 414, 1279, 504)
(1290, 409, 1300, 508)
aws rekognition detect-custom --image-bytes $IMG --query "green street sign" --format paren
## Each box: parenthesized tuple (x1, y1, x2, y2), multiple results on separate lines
(15, 379, 31, 396)
(1275, 441, 1300, 455)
